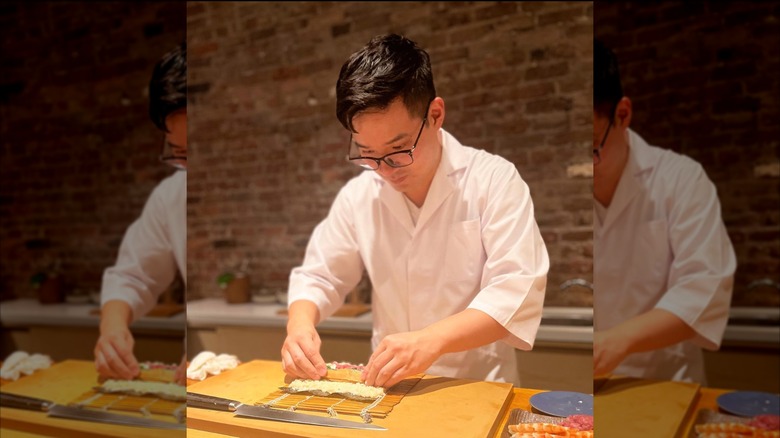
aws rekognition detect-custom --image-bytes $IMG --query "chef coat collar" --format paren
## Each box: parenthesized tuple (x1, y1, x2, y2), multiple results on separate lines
(599, 129, 657, 233)
(375, 128, 466, 236)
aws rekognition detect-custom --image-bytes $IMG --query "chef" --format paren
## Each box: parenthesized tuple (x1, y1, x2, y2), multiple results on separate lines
(282, 34, 549, 388)
(593, 39, 736, 383)
(94, 42, 187, 384)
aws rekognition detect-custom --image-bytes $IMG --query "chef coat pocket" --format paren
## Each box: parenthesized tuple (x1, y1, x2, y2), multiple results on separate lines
(634, 219, 671, 284)
(443, 219, 484, 287)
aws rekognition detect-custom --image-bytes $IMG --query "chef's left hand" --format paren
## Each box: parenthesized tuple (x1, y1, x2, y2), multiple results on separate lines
(174, 354, 186, 385)
(593, 328, 630, 377)
(362, 330, 440, 389)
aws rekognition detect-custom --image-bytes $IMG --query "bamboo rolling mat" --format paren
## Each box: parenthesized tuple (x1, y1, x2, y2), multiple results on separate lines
(255, 374, 423, 422)
(70, 390, 186, 423)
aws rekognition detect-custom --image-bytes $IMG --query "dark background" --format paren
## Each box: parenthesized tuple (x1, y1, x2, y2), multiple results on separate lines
(186, 1, 595, 307)
(0, 2, 187, 301)
(595, 1, 779, 307)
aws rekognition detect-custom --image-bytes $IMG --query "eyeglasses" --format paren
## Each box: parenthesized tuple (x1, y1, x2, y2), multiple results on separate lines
(593, 105, 616, 165)
(159, 138, 187, 170)
(346, 115, 427, 171)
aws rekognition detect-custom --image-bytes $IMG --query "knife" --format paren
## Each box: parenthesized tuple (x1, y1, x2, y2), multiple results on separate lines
(0, 392, 184, 430)
(187, 392, 386, 431)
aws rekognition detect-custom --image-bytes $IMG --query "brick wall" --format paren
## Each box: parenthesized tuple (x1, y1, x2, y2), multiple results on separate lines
(187, 1, 594, 306)
(595, 2, 780, 307)
(0, 2, 186, 300)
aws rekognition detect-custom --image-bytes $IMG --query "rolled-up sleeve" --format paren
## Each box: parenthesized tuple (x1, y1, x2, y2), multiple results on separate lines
(656, 165, 736, 350)
(467, 164, 549, 351)
(288, 182, 365, 322)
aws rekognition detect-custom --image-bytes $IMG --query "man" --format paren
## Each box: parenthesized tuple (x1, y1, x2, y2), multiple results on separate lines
(593, 39, 736, 383)
(94, 42, 187, 384)
(282, 34, 549, 388)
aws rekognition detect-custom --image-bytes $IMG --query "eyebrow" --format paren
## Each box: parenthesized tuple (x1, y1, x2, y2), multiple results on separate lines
(166, 141, 185, 149)
(354, 132, 410, 149)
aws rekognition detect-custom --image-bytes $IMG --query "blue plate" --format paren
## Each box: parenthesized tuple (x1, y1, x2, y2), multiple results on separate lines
(717, 391, 780, 417)
(529, 391, 593, 417)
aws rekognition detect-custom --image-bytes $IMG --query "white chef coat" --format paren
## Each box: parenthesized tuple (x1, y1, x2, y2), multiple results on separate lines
(594, 129, 736, 383)
(289, 129, 549, 384)
(101, 171, 187, 321)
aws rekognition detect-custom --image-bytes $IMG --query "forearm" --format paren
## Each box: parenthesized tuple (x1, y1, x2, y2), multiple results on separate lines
(606, 308, 696, 354)
(422, 308, 509, 355)
(100, 300, 134, 334)
(287, 300, 321, 330)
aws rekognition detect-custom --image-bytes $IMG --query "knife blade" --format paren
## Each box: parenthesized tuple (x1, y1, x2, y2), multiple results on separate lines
(1, 392, 184, 430)
(187, 392, 386, 431)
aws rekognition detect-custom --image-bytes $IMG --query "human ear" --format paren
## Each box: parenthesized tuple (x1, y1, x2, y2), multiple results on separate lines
(616, 97, 632, 129)
(428, 97, 445, 129)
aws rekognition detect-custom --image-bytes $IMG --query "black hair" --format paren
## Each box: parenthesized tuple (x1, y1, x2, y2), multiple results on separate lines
(336, 34, 436, 133)
(149, 42, 186, 132)
(594, 39, 623, 118)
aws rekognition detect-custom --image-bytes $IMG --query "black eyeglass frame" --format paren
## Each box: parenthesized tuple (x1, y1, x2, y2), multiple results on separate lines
(346, 111, 429, 171)
(159, 138, 187, 170)
(593, 103, 617, 165)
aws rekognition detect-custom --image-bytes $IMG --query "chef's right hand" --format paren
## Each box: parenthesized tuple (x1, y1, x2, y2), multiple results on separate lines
(282, 322, 327, 380)
(94, 322, 139, 381)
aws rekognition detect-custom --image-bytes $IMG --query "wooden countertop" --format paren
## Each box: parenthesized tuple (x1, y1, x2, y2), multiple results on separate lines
(491, 387, 547, 438)
(187, 359, 523, 437)
(0, 360, 184, 437)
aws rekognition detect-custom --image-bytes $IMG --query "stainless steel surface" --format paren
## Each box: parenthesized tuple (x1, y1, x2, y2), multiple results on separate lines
(187, 391, 386, 430)
(1, 392, 184, 430)
(234, 404, 387, 431)
(48, 404, 184, 429)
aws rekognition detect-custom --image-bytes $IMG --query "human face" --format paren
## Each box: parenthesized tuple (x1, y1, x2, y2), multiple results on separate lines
(593, 109, 613, 166)
(593, 98, 631, 169)
(350, 98, 439, 196)
(160, 110, 187, 170)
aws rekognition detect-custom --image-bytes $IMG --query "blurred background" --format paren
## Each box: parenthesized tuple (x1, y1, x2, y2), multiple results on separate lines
(0, 1, 185, 363)
(595, 1, 779, 391)
(186, 1, 593, 392)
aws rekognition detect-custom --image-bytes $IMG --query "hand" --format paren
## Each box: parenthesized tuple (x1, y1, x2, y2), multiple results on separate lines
(593, 329, 630, 377)
(94, 324, 139, 381)
(362, 330, 441, 389)
(174, 354, 186, 385)
(281, 322, 327, 380)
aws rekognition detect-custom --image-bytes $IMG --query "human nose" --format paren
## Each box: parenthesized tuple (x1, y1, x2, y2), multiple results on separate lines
(375, 161, 397, 177)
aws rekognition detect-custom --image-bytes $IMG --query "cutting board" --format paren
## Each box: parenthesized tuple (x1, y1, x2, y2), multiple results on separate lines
(595, 376, 700, 437)
(0, 360, 183, 437)
(187, 359, 514, 438)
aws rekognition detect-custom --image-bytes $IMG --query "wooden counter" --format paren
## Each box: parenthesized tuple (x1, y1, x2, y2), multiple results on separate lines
(187, 359, 518, 438)
(0, 360, 184, 437)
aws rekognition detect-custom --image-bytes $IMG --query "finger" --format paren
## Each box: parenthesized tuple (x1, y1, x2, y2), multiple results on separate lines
(95, 350, 114, 379)
(374, 357, 403, 388)
(383, 365, 410, 389)
(593, 355, 608, 377)
(362, 343, 387, 381)
(282, 349, 304, 379)
(101, 342, 135, 380)
(288, 342, 321, 380)
(174, 363, 185, 384)
(300, 339, 327, 377)
(364, 348, 393, 387)
(109, 335, 139, 376)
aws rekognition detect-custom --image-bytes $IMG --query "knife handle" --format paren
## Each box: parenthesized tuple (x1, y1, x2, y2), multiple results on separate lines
(0, 392, 54, 412)
(187, 392, 240, 412)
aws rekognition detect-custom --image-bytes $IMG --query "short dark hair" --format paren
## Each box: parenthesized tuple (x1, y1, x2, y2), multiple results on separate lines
(336, 34, 436, 133)
(149, 42, 186, 132)
(594, 39, 623, 118)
